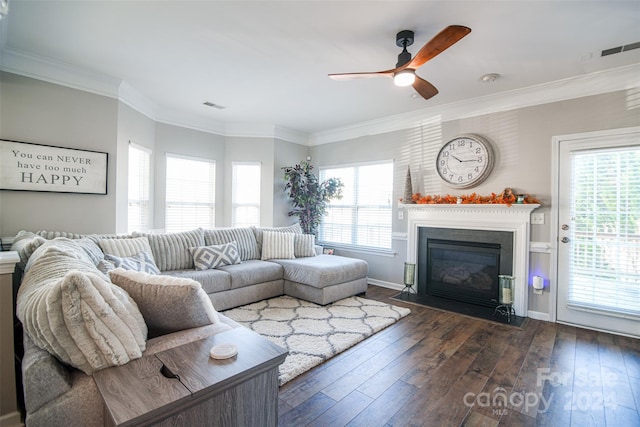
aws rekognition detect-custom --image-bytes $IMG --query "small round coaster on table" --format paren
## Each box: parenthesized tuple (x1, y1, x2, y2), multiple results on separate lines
(210, 343, 238, 360)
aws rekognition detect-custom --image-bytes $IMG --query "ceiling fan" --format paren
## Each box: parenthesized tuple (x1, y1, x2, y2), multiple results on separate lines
(328, 25, 471, 100)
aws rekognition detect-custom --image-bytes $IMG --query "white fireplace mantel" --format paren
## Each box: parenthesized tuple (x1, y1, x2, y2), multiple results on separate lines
(403, 203, 540, 317)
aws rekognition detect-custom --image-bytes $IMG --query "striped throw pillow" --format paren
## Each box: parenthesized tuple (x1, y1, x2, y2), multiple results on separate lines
(261, 231, 295, 260)
(294, 234, 316, 258)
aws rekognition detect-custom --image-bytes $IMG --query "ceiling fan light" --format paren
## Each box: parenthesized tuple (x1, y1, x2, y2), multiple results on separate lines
(394, 70, 415, 87)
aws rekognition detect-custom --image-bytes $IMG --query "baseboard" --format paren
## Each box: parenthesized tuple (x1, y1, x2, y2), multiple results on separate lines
(368, 279, 403, 291)
(527, 310, 551, 321)
(0, 412, 23, 427)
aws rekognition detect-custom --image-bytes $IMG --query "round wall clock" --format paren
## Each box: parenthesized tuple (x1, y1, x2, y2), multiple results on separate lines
(435, 134, 495, 189)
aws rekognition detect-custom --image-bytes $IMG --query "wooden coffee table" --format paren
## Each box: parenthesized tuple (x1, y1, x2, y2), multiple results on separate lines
(94, 327, 288, 427)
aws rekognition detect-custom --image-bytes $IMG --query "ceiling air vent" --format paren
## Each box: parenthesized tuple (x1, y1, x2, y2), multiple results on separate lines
(203, 101, 226, 109)
(601, 41, 640, 57)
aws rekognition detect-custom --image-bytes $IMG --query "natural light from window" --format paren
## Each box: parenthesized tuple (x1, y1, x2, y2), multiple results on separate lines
(165, 154, 215, 232)
(127, 143, 151, 233)
(232, 162, 261, 227)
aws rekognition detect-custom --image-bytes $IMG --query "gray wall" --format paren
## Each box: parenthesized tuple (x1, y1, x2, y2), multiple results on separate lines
(0, 72, 119, 235)
(310, 89, 640, 316)
(116, 102, 156, 233)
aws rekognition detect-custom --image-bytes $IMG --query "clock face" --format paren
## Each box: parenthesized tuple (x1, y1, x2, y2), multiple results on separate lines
(436, 134, 494, 189)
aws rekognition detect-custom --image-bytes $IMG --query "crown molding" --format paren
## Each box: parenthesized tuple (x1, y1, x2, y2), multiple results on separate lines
(1, 48, 121, 98)
(308, 63, 640, 145)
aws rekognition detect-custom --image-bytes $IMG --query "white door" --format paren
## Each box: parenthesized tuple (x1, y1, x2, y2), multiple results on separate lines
(555, 127, 640, 337)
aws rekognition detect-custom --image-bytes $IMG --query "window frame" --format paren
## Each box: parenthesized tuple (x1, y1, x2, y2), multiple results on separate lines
(127, 142, 152, 233)
(164, 153, 216, 232)
(318, 160, 394, 253)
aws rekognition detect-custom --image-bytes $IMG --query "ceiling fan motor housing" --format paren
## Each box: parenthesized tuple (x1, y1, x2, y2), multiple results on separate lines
(396, 30, 414, 67)
(396, 30, 415, 48)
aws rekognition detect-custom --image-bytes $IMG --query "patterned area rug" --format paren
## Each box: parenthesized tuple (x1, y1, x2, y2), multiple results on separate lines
(222, 295, 410, 385)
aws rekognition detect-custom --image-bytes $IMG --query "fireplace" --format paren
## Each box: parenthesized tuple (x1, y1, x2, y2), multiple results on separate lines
(405, 204, 539, 317)
(418, 227, 513, 309)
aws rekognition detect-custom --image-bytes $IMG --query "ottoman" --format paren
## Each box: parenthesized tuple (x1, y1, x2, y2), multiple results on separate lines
(272, 254, 368, 305)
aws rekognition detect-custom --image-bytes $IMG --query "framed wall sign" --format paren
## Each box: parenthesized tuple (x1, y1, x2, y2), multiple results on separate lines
(0, 140, 108, 194)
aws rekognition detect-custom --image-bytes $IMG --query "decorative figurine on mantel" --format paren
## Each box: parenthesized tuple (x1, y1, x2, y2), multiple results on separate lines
(404, 166, 415, 204)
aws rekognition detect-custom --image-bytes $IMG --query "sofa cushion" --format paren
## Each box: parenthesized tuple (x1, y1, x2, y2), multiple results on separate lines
(109, 268, 221, 338)
(98, 236, 155, 259)
(218, 259, 283, 289)
(261, 231, 295, 260)
(161, 269, 232, 294)
(189, 241, 242, 270)
(103, 252, 160, 274)
(35, 230, 85, 239)
(134, 228, 205, 271)
(272, 254, 368, 288)
(17, 241, 148, 375)
(203, 227, 260, 261)
(253, 223, 302, 252)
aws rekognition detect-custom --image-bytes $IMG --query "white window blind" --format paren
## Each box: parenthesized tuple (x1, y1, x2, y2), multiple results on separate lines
(165, 154, 215, 232)
(232, 162, 261, 227)
(128, 143, 151, 233)
(319, 161, 393, 250)
(569, 146, 640, 317)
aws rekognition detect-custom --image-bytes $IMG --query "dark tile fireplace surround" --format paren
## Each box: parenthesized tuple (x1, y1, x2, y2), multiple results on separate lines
(395, 226, 525, 326)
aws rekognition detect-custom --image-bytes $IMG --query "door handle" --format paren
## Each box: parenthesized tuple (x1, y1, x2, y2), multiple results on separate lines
(561, 237, 570, 243)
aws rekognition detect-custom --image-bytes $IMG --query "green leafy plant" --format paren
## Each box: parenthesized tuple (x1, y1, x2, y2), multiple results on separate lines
(282, 161, 343, 237)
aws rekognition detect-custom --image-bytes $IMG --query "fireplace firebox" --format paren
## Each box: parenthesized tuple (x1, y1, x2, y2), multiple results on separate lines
(417, 227, 513, 309)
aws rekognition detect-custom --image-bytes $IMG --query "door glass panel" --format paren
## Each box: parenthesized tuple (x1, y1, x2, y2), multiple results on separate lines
(568, 146, 640, 317)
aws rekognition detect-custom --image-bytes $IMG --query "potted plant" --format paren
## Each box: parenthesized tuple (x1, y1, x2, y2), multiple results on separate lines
(282, 161, 343, 237)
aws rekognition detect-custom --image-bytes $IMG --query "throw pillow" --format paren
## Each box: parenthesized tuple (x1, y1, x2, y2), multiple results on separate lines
(189, 241, 242, 270)
(253, 223, 302, 252)
(261, 231, 295, 260)
(108, 268, 220, 338)
(104, 251, 160, 274)
(294, 234, 316, 258)
(18, 252, 148, 375)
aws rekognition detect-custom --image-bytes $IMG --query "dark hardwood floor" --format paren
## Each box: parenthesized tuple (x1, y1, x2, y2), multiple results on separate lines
(277, 285, 640, 427)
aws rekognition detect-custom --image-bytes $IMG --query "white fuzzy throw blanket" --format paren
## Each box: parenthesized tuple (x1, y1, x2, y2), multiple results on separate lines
(17, 239, 147, 375)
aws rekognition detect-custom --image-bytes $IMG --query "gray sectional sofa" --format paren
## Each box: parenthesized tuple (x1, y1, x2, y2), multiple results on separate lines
(12, 224, 368, 427)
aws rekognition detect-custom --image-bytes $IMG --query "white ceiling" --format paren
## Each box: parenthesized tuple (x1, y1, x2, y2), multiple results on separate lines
(1, 1, 639, 142)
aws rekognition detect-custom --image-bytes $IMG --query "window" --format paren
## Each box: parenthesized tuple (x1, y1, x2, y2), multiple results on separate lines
(165, 154, 215, 232)
(319, 161, 393, 250)
(232, 162, 261, 227)
(127, 143, 151, 233)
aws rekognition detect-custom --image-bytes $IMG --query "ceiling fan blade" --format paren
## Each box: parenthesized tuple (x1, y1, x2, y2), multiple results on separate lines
(328, 70, 394, 81)
(404, 25, 471, 70)
(412, 76, 439, 100)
